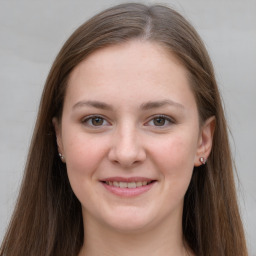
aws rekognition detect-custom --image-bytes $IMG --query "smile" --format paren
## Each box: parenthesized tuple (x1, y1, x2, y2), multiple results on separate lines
(103, 181, 153, 188)
(101, 178, 156, 197)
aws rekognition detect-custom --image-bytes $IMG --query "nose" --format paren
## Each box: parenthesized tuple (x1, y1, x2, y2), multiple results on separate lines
(108, 125, 146, 168)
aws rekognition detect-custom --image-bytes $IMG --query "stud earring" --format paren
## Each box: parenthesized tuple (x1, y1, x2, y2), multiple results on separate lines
(59, 153, 64, 160)
(199, 157, 206, 165)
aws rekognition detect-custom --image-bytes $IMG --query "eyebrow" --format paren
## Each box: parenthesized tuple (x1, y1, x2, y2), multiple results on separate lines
(72, 100, 113, 111)
(72, 99, 184, 111)
(140, 99, 185, 110)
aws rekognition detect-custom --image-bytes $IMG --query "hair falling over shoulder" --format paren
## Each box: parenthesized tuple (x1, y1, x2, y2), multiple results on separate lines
(0, 3, 248, 256)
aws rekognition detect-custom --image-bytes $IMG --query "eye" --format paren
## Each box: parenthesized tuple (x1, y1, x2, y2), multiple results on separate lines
(145, 115, 174, 127)
(82, 115, 110, 127)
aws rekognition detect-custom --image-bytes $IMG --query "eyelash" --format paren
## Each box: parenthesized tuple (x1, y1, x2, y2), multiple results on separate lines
(145, 115, 175, 128)
(82, 115, 111, 128)
(81, 114, 175, 128)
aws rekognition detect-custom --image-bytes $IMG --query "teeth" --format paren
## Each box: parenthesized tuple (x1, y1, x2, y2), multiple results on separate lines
(105, 181, 152, 188)
(128, 182, 136, 188)
(119, 182, 127, 188)
(113, 181, 119, 187)
(136, 181, 142, 187)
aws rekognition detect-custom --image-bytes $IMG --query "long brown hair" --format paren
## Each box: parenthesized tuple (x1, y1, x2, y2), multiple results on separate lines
(0, 3, 247, 256)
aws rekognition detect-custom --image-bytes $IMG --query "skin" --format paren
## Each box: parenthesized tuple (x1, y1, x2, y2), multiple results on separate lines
(53, 40, 214, 256)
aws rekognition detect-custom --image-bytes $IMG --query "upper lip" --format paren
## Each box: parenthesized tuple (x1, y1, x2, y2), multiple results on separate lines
(100, 177, 156, 182)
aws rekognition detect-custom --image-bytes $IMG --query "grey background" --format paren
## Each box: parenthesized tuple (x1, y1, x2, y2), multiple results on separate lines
(0, 0, 255, 254)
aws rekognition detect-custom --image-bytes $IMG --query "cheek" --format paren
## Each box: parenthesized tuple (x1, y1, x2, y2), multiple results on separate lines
(154, 134, 196, 165)
(62, 131, 109, 180)
(63, 133, 110, 205)
(150, 134, 197, 188)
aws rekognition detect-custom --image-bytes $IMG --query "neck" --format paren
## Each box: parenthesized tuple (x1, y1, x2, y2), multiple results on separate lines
(78, 209, 191, 256)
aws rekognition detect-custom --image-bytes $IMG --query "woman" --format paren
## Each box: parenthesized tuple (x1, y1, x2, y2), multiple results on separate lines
(0, 3, 248, 256)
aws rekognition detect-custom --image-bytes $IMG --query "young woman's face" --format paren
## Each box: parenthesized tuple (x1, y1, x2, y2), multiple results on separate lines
(55, 40, 212, 233)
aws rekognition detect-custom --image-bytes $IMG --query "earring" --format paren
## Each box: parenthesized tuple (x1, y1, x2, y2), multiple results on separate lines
(199, 157, 206, 165)
(59, 153, 64, 160)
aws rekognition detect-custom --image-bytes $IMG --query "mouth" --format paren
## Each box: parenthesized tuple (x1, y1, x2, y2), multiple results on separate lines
(100, 177, 157, 197)
(102, 180, 155, 188)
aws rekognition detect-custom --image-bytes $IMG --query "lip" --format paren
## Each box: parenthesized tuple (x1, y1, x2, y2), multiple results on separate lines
(101, 176, 154, 182)
(100, 177, 157, 197)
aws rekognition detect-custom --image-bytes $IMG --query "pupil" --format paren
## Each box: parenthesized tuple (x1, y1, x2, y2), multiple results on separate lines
(92, 117, 103, 126)
(153, 117, 165, 126)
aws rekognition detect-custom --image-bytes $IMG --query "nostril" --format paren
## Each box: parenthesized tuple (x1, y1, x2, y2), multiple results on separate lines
(108, 148, 146, 167)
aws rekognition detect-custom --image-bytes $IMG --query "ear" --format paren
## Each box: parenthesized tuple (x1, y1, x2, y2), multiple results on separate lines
(194, 116, 215, 166)
(52, 117, 65, 161)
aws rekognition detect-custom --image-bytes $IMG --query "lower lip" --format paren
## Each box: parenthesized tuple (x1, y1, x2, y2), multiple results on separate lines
(102, 182, 155, 197)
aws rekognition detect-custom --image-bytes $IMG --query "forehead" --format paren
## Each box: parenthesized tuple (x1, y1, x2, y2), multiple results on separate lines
(65, 40, 196, 110)
(69, 40, 185, 81)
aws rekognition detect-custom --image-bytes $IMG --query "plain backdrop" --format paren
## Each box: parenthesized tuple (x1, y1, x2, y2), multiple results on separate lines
(0, 0, 255, 254)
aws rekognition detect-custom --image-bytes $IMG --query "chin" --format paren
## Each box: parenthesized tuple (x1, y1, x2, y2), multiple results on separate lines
(107, 219, 152, 234)
(101, 208, 157, 234)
